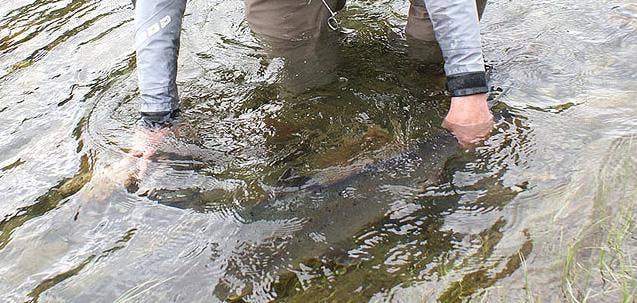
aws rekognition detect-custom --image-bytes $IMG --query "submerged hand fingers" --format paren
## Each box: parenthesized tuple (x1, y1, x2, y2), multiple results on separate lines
(442, 118, 495, 148)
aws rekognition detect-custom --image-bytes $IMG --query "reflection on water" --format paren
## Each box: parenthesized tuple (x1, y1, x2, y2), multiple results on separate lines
(0, 0, 636, 302)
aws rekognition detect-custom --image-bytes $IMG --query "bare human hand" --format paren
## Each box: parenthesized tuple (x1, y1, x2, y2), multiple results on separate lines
(121, 126, 169, 192)
(79, 126, 169, 201)
(442, 93, 494, 148)
(129, 126, 169, 159)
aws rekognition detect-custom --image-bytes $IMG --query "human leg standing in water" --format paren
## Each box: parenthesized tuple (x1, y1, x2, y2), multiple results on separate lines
(132, 0, 493, 154)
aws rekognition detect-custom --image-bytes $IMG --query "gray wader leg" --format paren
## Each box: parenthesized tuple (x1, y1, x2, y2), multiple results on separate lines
(135, 0, 186, 119)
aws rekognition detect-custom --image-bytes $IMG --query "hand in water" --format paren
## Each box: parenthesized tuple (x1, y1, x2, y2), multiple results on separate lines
(121, 126, 169, 192)
(129, 126, 169, 159)
(80, 126, 169, 201)
(442, 93, 494, 148)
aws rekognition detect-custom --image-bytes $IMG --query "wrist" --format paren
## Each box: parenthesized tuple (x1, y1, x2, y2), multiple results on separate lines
(139, 109, 178, 129)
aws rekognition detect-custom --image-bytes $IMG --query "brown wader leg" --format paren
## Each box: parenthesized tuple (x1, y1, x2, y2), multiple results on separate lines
(244, 0, 341, 41)
(243, 0, 342, 94)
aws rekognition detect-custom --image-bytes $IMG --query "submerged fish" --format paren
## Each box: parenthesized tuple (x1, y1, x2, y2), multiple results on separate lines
(140, 129, 461, 300)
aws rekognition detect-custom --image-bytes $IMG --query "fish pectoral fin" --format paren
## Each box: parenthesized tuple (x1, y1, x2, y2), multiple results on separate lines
(276, 167, 311, 188)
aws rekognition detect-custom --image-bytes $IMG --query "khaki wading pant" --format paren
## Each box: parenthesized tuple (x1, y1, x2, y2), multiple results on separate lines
(245, 0, 485, 41)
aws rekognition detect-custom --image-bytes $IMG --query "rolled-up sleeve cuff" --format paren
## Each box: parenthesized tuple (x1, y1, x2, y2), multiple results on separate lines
(446, 71, 489, 97)
(140, 110, 178, 128)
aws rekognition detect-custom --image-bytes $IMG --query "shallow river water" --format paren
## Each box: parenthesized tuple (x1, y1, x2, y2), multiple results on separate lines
(0, 0, 636, 302)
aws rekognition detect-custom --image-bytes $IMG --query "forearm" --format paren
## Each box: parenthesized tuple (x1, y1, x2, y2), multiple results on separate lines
(422, 0, 488, 96)
(135, 0, 186, 114)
